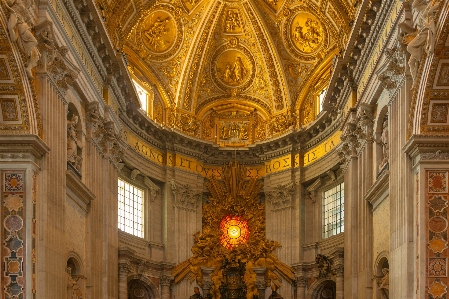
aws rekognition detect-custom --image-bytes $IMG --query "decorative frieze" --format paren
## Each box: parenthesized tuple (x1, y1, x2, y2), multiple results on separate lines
(265, 182, 295, 211)
(422, 150, 449, 160)
(171, 181, 202, 210)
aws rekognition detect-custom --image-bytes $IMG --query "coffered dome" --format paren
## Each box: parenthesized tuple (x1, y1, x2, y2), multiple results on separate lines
(99, 0, 354, 145)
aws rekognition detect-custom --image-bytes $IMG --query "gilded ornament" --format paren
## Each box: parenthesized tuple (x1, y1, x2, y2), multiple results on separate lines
(283, 8, 328, 61)
(223, 9, 245, 35)
(142, 12, 175, 53)
(291, 13, 324, 53)
(212, 45, 255, 92)
(172, 162, 294, 299)
(219, 121, 249, 141)
(138, 5, 183, 61)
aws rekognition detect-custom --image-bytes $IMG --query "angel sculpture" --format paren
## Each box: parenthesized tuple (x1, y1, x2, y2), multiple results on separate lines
(4, 0, 41, 78)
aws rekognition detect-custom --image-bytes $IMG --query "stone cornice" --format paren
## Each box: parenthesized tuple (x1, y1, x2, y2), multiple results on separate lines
(61, 0, 140, 110)
(403, 135, 449, 167)
(364, 169, 389, 210)
(0, 135, 50, 159)
(66, 169, 95, 212)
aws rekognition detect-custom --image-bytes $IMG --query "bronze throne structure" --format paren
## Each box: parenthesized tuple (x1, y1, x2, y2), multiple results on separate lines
(219, 258, 247, 299)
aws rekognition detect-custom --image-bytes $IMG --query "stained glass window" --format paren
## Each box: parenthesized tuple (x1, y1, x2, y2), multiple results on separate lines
(118, 179, 144, 238)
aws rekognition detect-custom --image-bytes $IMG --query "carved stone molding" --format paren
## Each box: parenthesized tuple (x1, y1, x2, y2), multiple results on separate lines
(159, 275, 173, 286)
(295, 276, 307, 287)
(306, 178, 322, 203)
(36, 21, 79, 93)
(171, 181, 202, 210)
(144, 177, 160, 202)
(421, 150, 449, 160)
(84, 103, 124, 167)
(332, 264, 344, 276)
(130, 169, 140, 180)
(265, 182, 295, 211)
(118, 262, 132, 275)
(376, 47, 405, 94)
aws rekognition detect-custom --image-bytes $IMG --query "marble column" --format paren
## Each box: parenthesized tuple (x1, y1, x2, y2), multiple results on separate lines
(253, 267, 267, 299)
(295, 276, 307, 299)
(201, 267, 215, 296)
(160, 275, 173, 299)
(118, 262, 131, 299)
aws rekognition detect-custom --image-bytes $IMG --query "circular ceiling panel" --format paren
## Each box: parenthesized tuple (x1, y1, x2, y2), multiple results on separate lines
(211, 41, 256, 93)
(140, 5, 183, 60)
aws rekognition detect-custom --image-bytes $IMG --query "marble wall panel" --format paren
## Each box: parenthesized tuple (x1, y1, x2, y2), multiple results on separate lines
(427, 170, 449, 299)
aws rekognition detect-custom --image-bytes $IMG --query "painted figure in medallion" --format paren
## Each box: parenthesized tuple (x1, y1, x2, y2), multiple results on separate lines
(145, 16, 171, 52)
(218, 56, 248, 85)
(292, 16, 323, 53)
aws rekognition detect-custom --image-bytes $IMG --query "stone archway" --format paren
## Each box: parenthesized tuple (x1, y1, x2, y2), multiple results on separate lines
(311, 280, 336, 299)
(128, 279, 153, 299)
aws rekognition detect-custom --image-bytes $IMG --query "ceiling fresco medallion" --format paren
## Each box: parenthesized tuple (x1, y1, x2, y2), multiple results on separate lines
(140, 5, 183, 60)
(212, 43, 256, 92)
(284, 9, 328, 60)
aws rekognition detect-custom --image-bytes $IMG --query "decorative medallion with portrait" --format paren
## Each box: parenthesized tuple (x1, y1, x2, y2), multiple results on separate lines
(140, 5, 183, 60)
(211, 43, 255, 92)
(284, 9, 328, 61)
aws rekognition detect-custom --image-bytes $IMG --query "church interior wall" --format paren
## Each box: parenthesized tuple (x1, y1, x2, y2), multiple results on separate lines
(1, 0, 448, 297)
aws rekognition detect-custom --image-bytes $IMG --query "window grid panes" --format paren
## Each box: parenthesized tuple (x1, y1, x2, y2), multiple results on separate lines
(118, 179, 144, 238)
(323, 183, 344, 239)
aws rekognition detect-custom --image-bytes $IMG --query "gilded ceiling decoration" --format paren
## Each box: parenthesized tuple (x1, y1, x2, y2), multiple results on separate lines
(172, 162, 294, 298)
(97, 0, 352, 145)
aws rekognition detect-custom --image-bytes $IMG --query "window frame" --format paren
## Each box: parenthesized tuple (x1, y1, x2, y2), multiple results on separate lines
(118, 178, 145, 239)
(321, 181, 344, 239)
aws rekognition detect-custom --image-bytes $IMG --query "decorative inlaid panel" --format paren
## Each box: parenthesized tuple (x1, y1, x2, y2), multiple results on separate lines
(430, 103, 449, 124)
(0, 97, 19, 122)
(2, 171, 26, 298)
(0, 54, 14, 84)
(429, 172, 448, 193)
(222, 8, 245, 35)
(435, 62, 449, 88)
(427, 170, 449, 299)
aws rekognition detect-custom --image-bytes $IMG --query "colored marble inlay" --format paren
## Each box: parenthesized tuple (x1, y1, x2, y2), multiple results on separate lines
(2, 171, 25, 298)
(430, 258, 448, 277)
(430, 196, 449, 212)
(427, 170, 449, 299)
(4, 173, 24, 192)
(429, 279, 447, 298)
(429, 172, 448, 193)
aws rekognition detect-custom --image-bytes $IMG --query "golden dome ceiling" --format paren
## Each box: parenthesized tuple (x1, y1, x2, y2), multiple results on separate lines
(98, 0, 354, 145)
